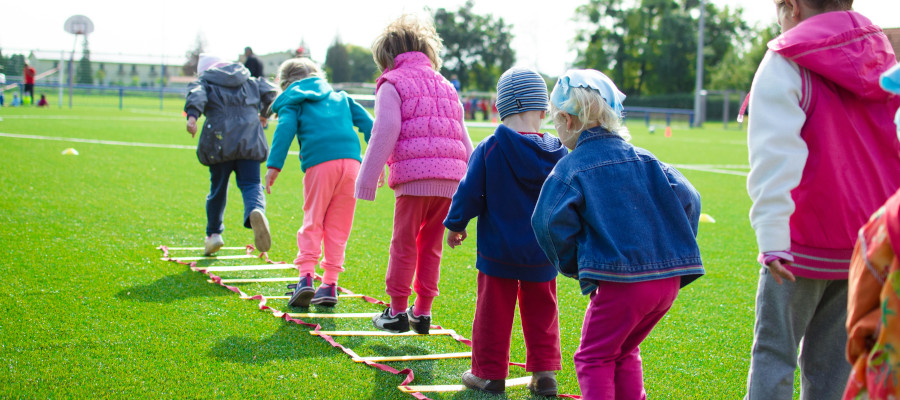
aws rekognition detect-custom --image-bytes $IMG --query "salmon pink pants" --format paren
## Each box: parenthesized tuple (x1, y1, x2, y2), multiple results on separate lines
(293, 159, 360, 285)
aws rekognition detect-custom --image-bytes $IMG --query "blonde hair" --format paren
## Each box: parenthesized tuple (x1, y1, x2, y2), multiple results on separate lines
(551, 86, 629, 140)
(276, 58, 325, 90)
(371, 14, 444, 72)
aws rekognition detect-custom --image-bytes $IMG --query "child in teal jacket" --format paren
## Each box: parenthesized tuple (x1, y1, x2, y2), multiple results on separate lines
(265, 58, 374, 307)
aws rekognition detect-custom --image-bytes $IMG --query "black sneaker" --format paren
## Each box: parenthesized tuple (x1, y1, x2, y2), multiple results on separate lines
(461, 370, 505, 395)
(310, 284, 338, 307)
(527, 371, 558, 397)
(407, 305, 431, 335)
(286, 274, 315, 307)
(372, 307, 409, 333)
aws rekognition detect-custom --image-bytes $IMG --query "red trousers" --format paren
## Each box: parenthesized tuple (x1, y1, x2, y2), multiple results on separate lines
(471, 272, 562, 380)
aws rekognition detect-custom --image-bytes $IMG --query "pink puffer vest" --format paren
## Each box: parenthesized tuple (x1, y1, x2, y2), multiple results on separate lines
(376, 52, 468, 188)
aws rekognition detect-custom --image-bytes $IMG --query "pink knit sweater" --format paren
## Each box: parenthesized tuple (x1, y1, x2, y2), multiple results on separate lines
(355, 82, 473, 200)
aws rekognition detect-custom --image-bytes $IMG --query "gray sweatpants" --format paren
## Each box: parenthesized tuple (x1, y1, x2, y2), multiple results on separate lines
(745, 267, 850, 400)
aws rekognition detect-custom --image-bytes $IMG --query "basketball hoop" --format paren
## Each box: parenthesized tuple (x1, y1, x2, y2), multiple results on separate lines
(64, 15, 94, 35)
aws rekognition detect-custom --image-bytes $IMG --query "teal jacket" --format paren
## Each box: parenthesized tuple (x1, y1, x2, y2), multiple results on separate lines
(266, 77, 374, 172)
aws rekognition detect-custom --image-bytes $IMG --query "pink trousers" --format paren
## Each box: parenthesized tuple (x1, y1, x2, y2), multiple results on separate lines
(386, 195, 451, 315)
(471, 272, 562, 380)
(574, 277, 680, 400)
(293, 159, 360, 285)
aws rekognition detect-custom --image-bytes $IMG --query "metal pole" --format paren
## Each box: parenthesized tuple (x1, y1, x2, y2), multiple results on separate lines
(58, 51, 64, 108)
(723, 91, 730, 129)
(692, 0, 706, 128)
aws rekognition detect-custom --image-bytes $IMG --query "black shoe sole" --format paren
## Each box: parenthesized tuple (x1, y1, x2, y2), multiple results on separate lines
(288, 289, 314, 307)
(310, 297, 337, 307)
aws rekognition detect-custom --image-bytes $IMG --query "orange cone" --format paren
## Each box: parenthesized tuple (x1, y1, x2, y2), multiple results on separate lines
(664, 126, 672, 137)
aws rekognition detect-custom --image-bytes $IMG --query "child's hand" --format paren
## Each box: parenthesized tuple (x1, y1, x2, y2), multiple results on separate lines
(766, 259, 797, 285)
(378, 166, 387, 188)
(259, 115, 268, 129)
(447, 230, 467, 248)
(186, 116, 198, 137)
(265, 168, 279, 194)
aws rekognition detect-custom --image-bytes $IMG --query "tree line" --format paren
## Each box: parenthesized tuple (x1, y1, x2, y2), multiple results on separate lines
(317, 0, 772, 96)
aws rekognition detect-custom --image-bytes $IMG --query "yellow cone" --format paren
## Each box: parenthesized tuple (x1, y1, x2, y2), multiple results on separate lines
(699, 213, 716, 223)
(61, 148, 79, 155)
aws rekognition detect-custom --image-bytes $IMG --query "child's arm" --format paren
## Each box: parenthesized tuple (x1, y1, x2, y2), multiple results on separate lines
(663, 163, 701, 236)
(257, 78, 278, 128)
(457, 99, 475, 157)
(265, 103, 301, 193)
(355, 83, 402, 201)
(747, 51, 807, 283)
(443, 142, 489, 247)
(184, 80, 207, 134)
(348, 96, 375, 143)
(531, 174, 583, 277)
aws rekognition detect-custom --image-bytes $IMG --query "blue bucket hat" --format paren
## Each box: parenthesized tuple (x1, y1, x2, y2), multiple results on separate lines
(882, 64, 900, 136)
(550, 69, 626, 117)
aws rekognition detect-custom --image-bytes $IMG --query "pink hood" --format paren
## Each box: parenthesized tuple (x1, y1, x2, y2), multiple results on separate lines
(769, 11, 896, 101)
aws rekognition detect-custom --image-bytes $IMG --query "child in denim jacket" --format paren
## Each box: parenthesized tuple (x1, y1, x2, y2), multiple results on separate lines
(531, 69, 704, 399)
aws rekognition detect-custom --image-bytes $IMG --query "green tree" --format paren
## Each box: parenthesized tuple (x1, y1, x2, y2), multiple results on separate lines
(76, 37, 93, 85)
(708, 23, 779, 91)
(433, 0, 516, 91)
(325, 37, 351, 83)
(95, 67, 106, 85)
(346, 44, 378, 83)
(573, 0, 750, 95)
(1, 52, 26, 79)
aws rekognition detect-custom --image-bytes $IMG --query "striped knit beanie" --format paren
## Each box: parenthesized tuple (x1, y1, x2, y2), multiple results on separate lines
(495, 67, 549, 120)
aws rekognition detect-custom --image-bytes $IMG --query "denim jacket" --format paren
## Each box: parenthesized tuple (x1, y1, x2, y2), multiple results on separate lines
(531, 127, 704, 294)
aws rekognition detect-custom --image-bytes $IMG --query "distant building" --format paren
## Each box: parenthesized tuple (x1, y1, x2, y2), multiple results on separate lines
(886, 28, 900, 61)
(28, 50, 182, 87)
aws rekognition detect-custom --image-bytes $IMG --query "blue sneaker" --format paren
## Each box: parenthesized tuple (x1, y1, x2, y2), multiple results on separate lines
(310, 283, 338, 307)
(287, 274, 315, 307)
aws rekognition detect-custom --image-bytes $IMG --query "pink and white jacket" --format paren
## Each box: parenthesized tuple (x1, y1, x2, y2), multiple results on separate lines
(356, 51, 473, 200)
(747, 11, 900, 280)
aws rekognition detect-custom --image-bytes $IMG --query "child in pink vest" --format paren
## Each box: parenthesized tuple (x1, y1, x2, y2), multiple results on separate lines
(357, 14, 474, 334)
(745, 1, 900, 399)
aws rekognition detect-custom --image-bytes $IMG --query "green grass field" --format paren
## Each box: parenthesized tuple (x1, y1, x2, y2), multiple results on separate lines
(0, 103, 763, 399)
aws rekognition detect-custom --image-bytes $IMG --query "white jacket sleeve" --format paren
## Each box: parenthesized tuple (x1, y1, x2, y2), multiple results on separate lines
(747, 51, 808, 254)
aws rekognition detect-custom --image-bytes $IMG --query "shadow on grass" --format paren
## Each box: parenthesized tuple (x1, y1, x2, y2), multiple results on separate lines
(207, 320, 339, 364)
(115, 269, 228, 303)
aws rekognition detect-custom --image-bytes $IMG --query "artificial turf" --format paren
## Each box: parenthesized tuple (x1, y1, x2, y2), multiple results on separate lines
(0, 101, 770, 399)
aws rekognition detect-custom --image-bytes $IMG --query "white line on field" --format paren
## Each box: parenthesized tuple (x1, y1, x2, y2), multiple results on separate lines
(0, 132, 301, 155)
(0, 131, 750, 176)
(671, 164, 749, 177)
(0, 115, 178, 122)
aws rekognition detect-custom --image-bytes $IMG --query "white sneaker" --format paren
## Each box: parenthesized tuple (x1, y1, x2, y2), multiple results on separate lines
(204, 234, 224, 256)
(248, 209, 271, 252)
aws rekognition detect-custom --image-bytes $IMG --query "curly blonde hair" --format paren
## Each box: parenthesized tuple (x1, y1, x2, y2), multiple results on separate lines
(550, 86, 628, 140)
(371, 14, 444, 72)
(276, 58, 325, 90)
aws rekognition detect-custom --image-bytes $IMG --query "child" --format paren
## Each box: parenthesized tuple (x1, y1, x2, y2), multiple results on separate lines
(744, 2, 900, 399)
(37, 94, 48, 107)
(184, 54, 277, 256)
(444, 67, 567, 396)
(357, 14, 474, 334)
(531, 69, 704, 399)
(845, 66, 900, 400)
(266, 58, 374, 307)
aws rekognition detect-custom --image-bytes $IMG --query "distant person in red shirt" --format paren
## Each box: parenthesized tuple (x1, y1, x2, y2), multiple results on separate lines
(23, 62, 36, 105)
(37, 94, 49, 107)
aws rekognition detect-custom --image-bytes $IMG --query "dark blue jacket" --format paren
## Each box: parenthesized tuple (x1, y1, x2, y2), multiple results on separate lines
(532, 127, 704, 294)
(444, 124, 568, 282)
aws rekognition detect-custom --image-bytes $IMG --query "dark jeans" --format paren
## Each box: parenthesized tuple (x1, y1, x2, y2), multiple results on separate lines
(206, 159, 265, 236)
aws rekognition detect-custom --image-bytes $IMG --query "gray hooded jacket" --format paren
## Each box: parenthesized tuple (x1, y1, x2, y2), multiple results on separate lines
(184, 63, 277, 166)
